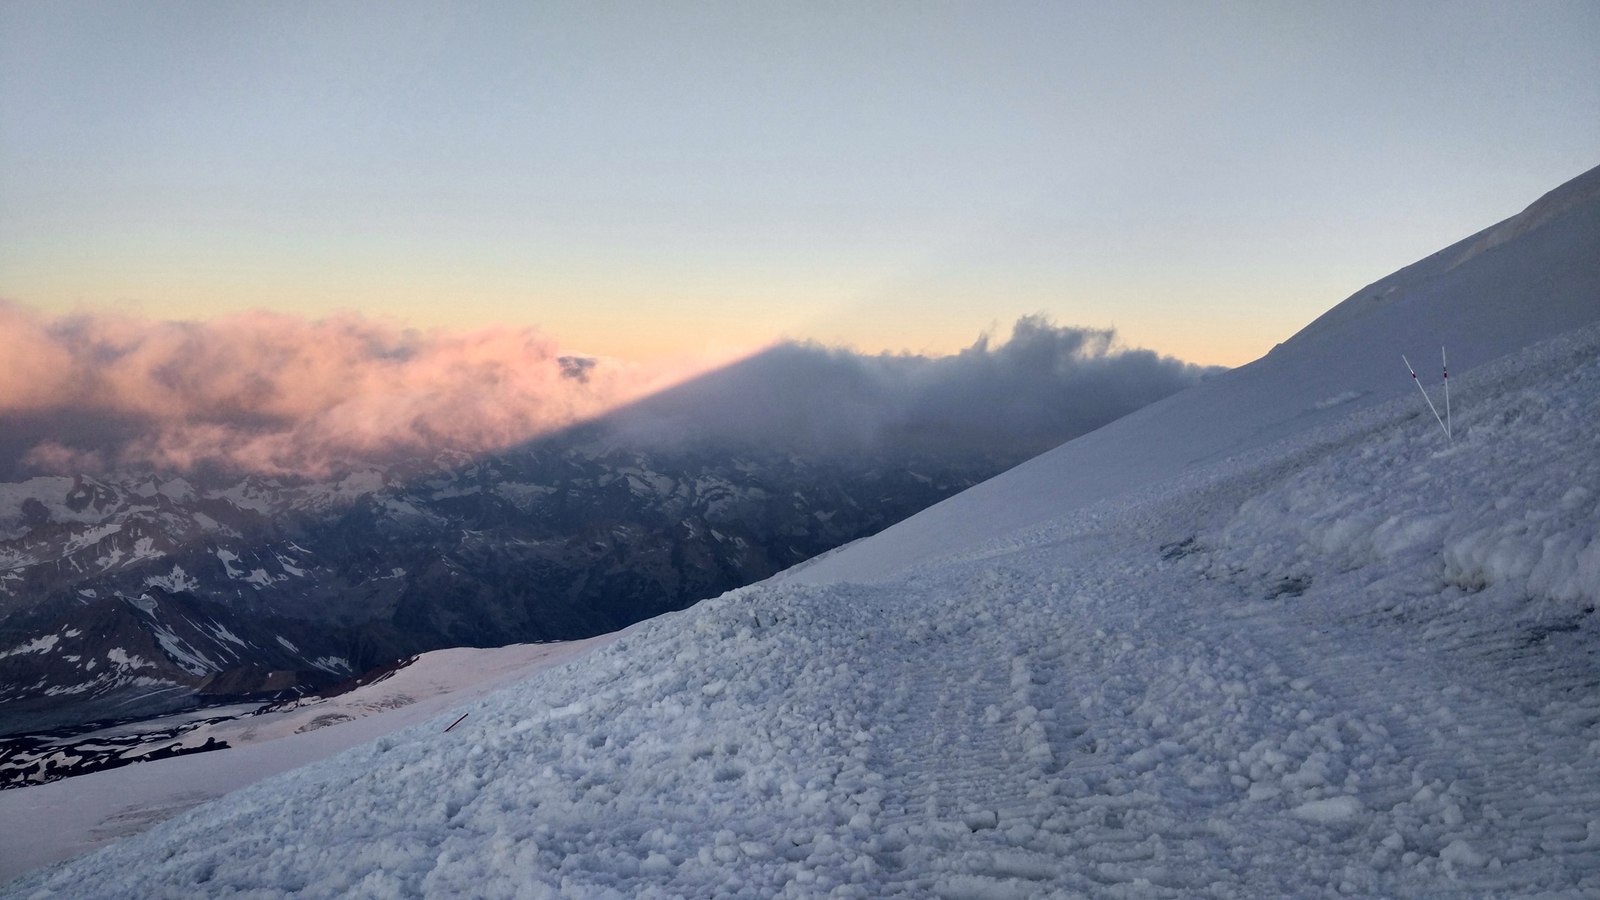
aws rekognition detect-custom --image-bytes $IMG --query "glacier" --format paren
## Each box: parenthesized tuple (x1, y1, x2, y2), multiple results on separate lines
(2, 166, 1598, 896)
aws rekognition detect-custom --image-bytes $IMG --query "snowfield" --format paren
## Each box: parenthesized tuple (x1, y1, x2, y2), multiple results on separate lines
(3, 168, 1598, 896)
(0, 637, 618, 882)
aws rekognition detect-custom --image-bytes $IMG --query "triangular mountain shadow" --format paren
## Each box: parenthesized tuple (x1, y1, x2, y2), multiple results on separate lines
(0, 315, 1203, 736)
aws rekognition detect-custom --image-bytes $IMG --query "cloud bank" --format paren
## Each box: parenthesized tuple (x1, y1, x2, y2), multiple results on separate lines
(0, 301, 690, 478)
(0, 303, 1219, 478)
(607, 315, 1219, 459)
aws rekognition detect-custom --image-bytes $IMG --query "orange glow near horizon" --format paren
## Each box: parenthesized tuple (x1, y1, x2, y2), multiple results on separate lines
(0, 299, 761, 478)
(4, 275, 1288, 371)
(4, 1, 1595, 418)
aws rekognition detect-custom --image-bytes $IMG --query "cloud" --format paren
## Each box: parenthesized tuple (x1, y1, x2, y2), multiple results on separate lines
(0, 301, 692, 478)
(605, 314, 1221, 459)
(0, 304, 1219, 478)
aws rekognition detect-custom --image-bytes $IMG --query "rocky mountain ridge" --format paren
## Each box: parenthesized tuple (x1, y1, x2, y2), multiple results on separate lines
(1, 435, 1006, 735)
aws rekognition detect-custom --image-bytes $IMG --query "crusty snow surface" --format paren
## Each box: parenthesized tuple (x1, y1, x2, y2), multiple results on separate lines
(0, 637, 618, 882)
(5, 168, 1600, 897)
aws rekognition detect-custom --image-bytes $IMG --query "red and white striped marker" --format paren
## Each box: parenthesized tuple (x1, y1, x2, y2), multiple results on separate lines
(1403, 354, 1450, 440)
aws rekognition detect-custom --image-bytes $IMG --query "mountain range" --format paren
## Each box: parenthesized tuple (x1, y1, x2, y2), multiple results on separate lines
(0, 434, 1013, 737)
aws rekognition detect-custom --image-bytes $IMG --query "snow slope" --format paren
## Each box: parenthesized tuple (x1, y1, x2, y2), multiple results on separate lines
(791, 165, 1600, 585)
(0, 636, 618, 882)
(3, 166, 1598, 896)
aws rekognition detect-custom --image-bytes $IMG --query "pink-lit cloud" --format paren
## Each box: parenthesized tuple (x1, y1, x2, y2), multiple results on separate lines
(0, 301, 706, 478)
(1, 302, 1220, 480)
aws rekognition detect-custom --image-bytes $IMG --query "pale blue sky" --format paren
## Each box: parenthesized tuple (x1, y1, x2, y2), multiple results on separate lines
(2, 1, 1597, 364)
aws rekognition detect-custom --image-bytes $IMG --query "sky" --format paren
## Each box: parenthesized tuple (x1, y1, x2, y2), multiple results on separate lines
(1, 0, 1597, 369)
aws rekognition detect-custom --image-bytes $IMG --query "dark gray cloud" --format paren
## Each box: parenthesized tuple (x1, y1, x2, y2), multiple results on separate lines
(604, 315, 1220, 460)
(558, 356, 599, 383)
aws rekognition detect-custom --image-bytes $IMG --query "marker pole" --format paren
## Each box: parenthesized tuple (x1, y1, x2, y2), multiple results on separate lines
(1403, 355, 1449, 439)
(1441, 347, 1451, 440)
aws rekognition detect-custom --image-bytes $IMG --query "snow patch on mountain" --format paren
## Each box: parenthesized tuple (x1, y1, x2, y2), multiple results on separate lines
(103, 648, 151, 671)
(0, 635, 59, 660)
(143, 565, 197, 594)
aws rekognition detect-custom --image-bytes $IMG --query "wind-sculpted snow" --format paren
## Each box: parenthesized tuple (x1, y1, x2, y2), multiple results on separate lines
(8, 322, 1598, 897)
(1216, 328, 1600, 614)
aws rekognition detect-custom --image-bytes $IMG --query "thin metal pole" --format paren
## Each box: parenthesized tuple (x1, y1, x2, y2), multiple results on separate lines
(1441, 347, 1451, 440)
(1403, 355, 1449, 439)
